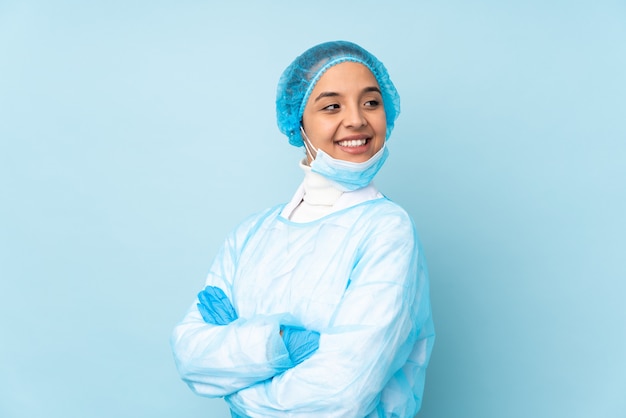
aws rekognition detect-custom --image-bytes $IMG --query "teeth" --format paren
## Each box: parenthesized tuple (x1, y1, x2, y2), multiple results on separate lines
(337, 139, 367, 147)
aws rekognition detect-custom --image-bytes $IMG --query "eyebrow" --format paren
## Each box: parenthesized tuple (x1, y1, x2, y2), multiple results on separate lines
(313, 86, 382, 102)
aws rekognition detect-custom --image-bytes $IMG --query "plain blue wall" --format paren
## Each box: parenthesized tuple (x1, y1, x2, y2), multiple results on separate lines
(1, 1, 624, 417)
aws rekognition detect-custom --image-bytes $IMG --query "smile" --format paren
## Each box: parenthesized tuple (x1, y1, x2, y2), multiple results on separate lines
(336, 138, 368, 147)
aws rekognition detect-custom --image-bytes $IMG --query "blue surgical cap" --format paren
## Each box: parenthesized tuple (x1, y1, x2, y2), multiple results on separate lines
(276, 40, 401, 147)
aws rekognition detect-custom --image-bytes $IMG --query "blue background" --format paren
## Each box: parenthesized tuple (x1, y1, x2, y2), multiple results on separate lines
(1, 1, 625, 417)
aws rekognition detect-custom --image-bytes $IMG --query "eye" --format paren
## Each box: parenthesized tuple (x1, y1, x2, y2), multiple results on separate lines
(322, 103, 340, 111)
(364, 99, 380, 107)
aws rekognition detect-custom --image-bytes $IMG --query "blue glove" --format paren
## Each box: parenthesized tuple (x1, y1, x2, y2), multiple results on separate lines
(281, 325, 320, 366)
(197, 286, 238, 325)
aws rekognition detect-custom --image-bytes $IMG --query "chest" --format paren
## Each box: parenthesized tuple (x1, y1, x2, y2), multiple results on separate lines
(231, 220, 364, 329)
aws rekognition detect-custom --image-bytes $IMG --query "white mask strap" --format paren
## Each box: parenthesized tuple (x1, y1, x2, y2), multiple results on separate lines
(300, 126, 318, 162)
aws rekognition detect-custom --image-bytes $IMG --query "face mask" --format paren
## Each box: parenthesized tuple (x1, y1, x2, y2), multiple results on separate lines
(301, 127, 389, 192)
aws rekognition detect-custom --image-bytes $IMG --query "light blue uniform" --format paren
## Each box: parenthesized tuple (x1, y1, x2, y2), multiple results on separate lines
(171, 197, 435, 417)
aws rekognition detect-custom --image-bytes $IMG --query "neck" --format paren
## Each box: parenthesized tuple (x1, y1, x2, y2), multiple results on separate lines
(300, 159, 343, 206)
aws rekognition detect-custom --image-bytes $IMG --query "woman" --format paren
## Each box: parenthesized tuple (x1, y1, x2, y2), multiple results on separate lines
(171, 40, 435, 417)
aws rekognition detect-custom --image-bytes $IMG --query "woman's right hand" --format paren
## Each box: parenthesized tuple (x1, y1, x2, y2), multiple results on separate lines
(197, 286, 238, 325)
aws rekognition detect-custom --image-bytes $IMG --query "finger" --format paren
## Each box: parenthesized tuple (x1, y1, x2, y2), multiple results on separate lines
(197, 303, 216, 324)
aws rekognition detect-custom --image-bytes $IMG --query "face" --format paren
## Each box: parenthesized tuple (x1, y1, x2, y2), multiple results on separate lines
(301, 62, 386, 164)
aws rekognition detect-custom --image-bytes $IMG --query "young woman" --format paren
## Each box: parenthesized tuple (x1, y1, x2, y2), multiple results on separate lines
(171, 40, 435, 417)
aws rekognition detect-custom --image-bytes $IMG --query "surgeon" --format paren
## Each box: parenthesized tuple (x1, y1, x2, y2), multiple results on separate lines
(171, 40, 435, 417)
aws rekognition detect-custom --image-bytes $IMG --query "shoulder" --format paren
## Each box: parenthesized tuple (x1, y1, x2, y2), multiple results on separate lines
(226, 204, 283, 244)
(352, 198, 420, 250)
(235, 203, 283, 230)
(363, 198, 416, 232)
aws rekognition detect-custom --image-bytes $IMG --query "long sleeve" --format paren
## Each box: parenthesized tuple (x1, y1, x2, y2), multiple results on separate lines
(170, 210, 294, 397)
(225, 210, 434, 417)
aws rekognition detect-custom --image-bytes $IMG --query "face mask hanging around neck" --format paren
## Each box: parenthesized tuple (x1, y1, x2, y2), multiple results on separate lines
(300, 126, 389, 192)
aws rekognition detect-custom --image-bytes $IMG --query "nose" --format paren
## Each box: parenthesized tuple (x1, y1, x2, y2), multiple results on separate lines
(343, 104, 367, 128)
